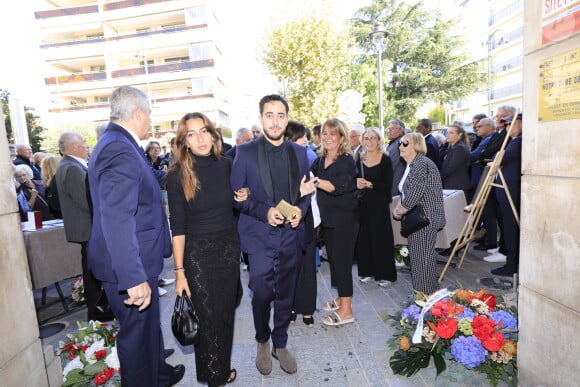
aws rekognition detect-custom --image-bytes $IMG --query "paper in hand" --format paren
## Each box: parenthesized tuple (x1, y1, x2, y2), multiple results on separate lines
(275, 200, 300, 223)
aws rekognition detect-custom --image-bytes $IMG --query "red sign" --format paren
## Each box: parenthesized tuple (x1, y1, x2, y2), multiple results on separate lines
(542, 0, 580, 45)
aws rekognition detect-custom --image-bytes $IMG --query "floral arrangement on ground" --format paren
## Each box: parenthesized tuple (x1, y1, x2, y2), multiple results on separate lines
(387, 288, 518, 386)
(71, 276, 85, 304)
(394, 245, 410, 267)
(59, 320, 120, 386)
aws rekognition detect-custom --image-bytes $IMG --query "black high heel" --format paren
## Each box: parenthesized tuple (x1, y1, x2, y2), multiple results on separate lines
(290, 311, 297, 323)
(302, 315, 314, 327)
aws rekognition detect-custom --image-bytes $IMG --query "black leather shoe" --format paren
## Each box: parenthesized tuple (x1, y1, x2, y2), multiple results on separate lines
(491, 266, 515, 277)
(168, 364, 185, 386)
(164, 348, 175, 359)
(474, 242, 498, 251)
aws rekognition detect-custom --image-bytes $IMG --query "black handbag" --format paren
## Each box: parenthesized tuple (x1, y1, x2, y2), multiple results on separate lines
(400, 204, 430, 238)
(171, 291, 200, 346)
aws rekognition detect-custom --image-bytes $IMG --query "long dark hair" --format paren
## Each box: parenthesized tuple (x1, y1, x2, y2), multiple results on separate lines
(168, 112, 222, 201)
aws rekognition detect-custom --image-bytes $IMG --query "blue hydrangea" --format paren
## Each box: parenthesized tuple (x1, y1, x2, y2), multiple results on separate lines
(457, 307, 475, 320)
(490, 311, 517, 337)
(450, 336, 488, 368)
(401, 305, 421, 322)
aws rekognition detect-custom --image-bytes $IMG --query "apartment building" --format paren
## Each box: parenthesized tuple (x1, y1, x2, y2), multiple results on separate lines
(452, 0, 524, 123)
(35, 0, 229, 138)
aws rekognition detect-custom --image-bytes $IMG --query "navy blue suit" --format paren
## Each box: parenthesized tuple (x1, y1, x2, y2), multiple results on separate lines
(88, 123, 173, 387)
(231, 137, 310, 348)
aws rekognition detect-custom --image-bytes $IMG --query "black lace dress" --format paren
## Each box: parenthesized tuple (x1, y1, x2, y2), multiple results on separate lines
(166, 155, 241, 387)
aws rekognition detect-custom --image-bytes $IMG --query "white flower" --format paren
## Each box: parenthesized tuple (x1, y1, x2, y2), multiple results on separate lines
(400, 247, 409, 257)
(84, 339, 106, 364)
(470, 299, 490, 315)
(105, 346, 120, 369)
(63, 356, 83, 380)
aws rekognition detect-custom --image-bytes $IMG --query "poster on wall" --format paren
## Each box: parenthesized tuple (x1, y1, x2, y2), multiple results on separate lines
(538, 48, 580, 122)
(541, 0, 580, 45)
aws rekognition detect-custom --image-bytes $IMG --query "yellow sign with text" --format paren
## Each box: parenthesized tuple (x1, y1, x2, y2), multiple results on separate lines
(538, 48, 580, 122)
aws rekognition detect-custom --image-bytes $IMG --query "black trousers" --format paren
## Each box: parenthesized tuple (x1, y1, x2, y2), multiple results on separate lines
(324, 221, 359, 298)
(79, 242, 102, 321)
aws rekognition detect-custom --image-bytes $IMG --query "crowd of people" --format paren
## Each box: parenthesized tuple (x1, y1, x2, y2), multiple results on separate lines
(11, 85, 522, 385)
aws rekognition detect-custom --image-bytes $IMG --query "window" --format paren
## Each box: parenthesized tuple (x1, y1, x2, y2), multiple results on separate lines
(165, 56, 189, 63)
(90, 65, 105, 72)
(186, 6, 207, 25)
(190, 76, 212, 94)
(190, 42, 211, 61)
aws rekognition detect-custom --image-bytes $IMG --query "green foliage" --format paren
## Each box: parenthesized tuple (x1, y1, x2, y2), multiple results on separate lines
(1, 89, 47, 151)
(41, 122, 98, 155)
(428, 104, 447, 126)
(263, 17, 354, 128)
(350, 0, 485, 124)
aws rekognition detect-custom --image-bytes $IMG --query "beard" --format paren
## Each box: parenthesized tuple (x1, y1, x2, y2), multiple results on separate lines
(263, 126, 285, 142)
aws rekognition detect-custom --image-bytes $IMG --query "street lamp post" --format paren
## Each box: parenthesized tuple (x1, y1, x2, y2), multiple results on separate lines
(136, 49, 155, 139)
(369, 22, 388, 132)
(486, 29, 506, 116)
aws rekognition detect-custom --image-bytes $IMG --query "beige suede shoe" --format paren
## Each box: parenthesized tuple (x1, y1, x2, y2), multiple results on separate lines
(272, 347, 297, 374)
(256, 341, 272, 375)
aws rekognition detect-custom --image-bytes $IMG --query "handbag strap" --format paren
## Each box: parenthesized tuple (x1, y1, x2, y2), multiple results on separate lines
(359, 156, 364, 179)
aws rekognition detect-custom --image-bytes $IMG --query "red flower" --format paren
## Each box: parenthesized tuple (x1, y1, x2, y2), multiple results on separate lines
(94, 368, 114, 385)
(434, 318, 458, 339)
(430, 300, 450, 318)
(472, 315, 496, 340)
(94, 349, 107, 361)
(482, 331, 505, 352)
(480, 293, 496, 311)
(68, 350, 76, 360)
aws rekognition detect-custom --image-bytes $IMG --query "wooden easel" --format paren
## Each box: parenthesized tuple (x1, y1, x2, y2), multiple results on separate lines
(438, 111, 520, 282)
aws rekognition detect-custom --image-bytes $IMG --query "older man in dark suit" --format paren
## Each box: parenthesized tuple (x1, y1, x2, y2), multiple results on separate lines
(87, 86, 184, 387)
(55, 132, 113, 321)
(386, 118, 406, 197)
(231, 94, 311, 376)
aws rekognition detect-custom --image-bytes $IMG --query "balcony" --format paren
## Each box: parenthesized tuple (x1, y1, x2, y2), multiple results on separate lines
(112, 59, 214, 78)
(40, 24, 206, 49)
(493, 55, 523, 74)
(491, 82, 522, 100)
(488, 0, 523, 27)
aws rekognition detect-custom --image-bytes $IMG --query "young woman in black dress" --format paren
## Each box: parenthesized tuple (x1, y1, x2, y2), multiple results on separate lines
(166, 112, 247, 386)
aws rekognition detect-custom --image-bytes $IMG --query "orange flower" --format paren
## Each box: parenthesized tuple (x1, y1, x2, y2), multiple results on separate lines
(454, 288, 472, 302)
(502, 339, 517, 356)
(399, 336, 411, 351)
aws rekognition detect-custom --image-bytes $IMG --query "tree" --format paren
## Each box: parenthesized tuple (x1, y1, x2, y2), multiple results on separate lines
(40, 122, 98, 155)
(1, 89, 47, 151)
(263, 17, 353, 128)
(350, 0, 485, 126)
(427, 104, 446, 126)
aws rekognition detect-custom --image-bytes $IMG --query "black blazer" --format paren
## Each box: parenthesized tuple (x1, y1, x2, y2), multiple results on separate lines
(440, 142, 471, 191)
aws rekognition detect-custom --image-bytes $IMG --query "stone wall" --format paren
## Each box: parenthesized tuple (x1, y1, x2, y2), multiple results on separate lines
(0, 117, 50, 385)
(518, 3, 580, 386)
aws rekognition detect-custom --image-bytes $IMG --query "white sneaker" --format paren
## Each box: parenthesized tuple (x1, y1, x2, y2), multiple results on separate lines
(377, 280, 394, 288)
(359, 276, 373, 283)
(484, 252, 507, 263)
(158, 287, 168, 297)
(486, 247, 500, 254)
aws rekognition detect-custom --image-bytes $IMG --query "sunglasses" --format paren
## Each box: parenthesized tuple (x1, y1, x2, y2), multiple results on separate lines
(399, 140, 410, 147)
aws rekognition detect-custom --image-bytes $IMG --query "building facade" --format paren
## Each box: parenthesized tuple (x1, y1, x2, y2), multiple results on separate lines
(451, 0, 524, 122)
(35, 0, 229, 138)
